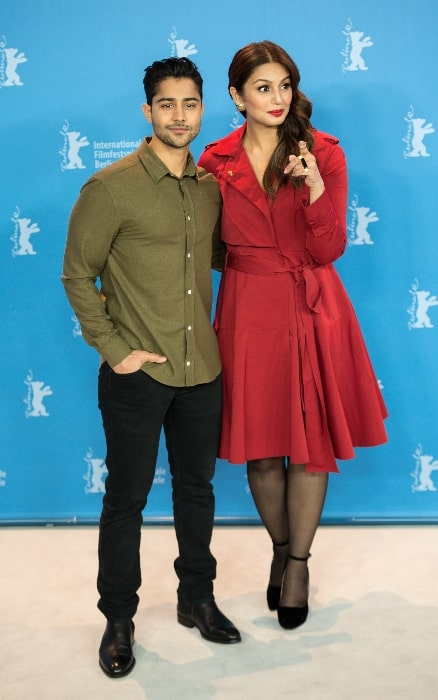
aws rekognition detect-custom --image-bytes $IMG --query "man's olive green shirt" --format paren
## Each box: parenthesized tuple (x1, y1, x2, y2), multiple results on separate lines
(62, 139, 224, 387)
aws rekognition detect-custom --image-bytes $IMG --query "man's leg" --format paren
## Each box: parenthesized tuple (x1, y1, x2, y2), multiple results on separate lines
(164, 374, 241, 644)
(97, 363, 174, 674)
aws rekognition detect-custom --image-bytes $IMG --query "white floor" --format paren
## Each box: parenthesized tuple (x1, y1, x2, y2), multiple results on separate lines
(1, 524, 438, 700)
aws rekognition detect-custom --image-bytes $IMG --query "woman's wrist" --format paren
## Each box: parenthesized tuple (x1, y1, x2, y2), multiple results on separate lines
(308, 183, 325, 204)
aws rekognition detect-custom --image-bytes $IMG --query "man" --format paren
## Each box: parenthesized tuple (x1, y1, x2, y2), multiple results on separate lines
(62, 57, 241, 679)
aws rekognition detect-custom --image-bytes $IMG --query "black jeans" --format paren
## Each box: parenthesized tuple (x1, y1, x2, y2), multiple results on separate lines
(97, 362, 222, 621)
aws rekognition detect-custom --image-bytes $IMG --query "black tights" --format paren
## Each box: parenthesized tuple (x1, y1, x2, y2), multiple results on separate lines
(247, 458, 328, 607)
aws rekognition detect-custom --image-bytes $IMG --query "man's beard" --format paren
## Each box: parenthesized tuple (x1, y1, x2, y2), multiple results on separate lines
(153, 123, 200, 149)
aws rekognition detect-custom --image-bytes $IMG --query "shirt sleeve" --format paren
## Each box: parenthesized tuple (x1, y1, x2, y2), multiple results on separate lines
(303, 142, 348, 265)
(211, 212, 225, 272)
(198, 153, 226, 271)
(61, 178, 133, 365)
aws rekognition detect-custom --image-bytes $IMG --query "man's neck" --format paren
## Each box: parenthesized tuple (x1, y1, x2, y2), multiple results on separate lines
(148, 136, 189, 178)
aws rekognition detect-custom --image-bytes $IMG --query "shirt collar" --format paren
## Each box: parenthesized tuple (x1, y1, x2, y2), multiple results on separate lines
(138, 137, 198, 183)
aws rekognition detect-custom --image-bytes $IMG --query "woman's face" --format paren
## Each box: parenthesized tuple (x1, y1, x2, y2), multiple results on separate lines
(232, 61, 293, 128)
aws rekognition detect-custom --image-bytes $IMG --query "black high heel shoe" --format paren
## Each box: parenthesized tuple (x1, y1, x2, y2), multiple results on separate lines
(277, 553, 311, 630)
(266, 540, 289, 611)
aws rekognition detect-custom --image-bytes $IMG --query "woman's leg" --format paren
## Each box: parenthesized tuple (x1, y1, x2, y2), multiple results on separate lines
(247, 458, 289, 589)
(281, 464, 328, 608)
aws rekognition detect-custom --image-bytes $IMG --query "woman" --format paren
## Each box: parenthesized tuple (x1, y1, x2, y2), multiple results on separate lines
(199, 41, 388, 630)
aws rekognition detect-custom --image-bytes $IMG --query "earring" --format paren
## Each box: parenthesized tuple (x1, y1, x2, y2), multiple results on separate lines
(236, 103, 245, 110)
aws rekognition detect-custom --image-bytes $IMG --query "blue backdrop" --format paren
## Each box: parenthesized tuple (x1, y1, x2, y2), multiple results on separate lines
(1, 0, 437, 524)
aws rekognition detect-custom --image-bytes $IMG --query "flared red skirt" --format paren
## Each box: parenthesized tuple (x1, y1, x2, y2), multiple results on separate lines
(215, 263, 388, 472)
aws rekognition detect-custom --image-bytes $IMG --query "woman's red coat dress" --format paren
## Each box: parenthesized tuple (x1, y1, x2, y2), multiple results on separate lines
(198, 126, 388, 472)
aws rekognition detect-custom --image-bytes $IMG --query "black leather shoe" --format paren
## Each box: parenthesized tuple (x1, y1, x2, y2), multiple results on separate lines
(99, 619, 135, 678)
(177, 599, 241, 644)
(277, 602, 309, 629)
(277, 553, 311, 630)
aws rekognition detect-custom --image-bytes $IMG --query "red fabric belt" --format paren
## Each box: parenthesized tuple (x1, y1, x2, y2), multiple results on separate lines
(225, 252, 322, 313)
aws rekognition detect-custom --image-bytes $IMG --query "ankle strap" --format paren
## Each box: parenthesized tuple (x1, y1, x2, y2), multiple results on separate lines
(289, 553, 311, 561)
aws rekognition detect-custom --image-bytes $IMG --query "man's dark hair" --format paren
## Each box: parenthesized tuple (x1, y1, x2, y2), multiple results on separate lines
(143, 57, 203, 105)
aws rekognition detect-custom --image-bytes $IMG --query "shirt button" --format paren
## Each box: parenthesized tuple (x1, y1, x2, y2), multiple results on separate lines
(187, 253, 191, 258)
(187, 325, 192, 331)
(186, 361, 191, 366)
(187, 289, 192, 294)
(187, 216, 191, 221)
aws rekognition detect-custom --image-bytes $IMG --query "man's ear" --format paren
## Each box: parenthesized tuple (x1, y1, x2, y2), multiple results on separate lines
(142, 102, 152, 123)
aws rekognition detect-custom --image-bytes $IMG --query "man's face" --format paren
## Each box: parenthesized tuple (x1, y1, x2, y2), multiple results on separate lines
(142, 77, 204, 149)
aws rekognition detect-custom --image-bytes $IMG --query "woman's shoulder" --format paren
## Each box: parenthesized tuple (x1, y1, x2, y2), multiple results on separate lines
(198, 125, 244, 174)
(201, 125, 244, 157)
(312, 129, 340, 148)
(312, 129, 346, 168)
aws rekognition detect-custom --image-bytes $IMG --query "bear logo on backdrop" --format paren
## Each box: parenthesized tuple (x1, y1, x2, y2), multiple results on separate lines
(411, 445, 438, 492)
(23, 371, 53, 418)
(84, 448, 108, 495)
(168, 26, 198, 58)
(0, 470, 6, 488)
(348, 194, 379, 245)
(407, 279, 438, 330)
(403, 106, 435, 159)
(341, 19, 373, 72)
(0, 36, 27, 87)
(59, 119, 90, 171)
(10, 206, 40, 256)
